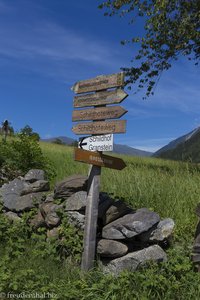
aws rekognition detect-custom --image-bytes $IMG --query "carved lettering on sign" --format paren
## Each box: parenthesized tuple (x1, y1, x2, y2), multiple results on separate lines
(72, 120, 126, 135)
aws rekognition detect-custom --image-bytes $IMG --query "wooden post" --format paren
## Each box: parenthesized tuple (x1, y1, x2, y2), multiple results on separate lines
(81, 98, 106, 271)
(71, 72, 127, 271)
(81, 165, 101, 271)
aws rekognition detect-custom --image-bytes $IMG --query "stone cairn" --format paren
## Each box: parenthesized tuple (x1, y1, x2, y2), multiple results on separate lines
(0, 170, 175, 275)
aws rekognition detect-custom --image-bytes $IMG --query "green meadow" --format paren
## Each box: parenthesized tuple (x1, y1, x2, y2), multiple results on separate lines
(1, 141, 200, 299)
(41, 141, 199, 234)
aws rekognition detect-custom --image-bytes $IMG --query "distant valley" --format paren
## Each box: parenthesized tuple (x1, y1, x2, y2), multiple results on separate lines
(41, 136, 153, 157)
(42, 126, 200, 163)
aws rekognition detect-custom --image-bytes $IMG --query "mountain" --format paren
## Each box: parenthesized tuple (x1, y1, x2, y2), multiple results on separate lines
(154, 127, 200, 162)
(41, 136, 75, 145)
(41, 136, 152, 157)
(113, 144, 152, 157)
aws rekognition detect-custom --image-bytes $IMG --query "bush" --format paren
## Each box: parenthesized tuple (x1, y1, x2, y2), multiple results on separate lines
(0, 134, 56, 181)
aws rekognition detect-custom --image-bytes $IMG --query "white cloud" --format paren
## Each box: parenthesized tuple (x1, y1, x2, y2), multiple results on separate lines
(0, 20, 128, 68)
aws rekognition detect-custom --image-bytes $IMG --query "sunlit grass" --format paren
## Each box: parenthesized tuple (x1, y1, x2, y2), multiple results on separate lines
(40, 141, 200, 241)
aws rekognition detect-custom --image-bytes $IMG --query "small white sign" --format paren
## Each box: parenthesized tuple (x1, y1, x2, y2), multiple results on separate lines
(78, 134, 113, 152)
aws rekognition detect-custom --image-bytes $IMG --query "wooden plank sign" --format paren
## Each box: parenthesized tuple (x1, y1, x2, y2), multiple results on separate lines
(73, 89, 128, 108)
(72, 120, 126, 135)
(74, 148, 126, 170)
(71, 71, 128, 272)
(72, 106, 127, 122)
(79, 134, 113, 152)
(72, 72, 125, 94)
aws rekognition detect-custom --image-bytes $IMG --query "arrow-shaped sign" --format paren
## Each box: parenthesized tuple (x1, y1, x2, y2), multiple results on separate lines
(72, 106, 127, 122)
(79, 134, 113, 152)
(72, 72, 124, 94)
(72, 120, 126, 135)
(79, 138, 87, 149)
(74, 148, 126, 170)
(73, 89, 128, 108)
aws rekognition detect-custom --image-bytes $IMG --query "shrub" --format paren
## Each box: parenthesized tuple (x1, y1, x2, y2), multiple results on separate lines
(0, 134, 56, 180)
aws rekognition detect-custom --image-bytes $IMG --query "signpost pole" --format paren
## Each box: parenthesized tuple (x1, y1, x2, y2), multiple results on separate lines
(81, 164, 101, 271)
(71, 72, 127, 271)
(81, 100, 106, 271)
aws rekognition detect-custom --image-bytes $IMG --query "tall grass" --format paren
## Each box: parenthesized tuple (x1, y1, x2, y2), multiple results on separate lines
(41, 142, 200, 241)
(1, 141, 199, 300)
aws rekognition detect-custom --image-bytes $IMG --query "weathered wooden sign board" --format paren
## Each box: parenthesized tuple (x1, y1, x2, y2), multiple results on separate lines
(72, 120, 126, 135)
(72, 106, 127, 122)
(79, 134, 113, 152)
(74, 148, 126, 170)
(73, 89, 128, 108)
(72, 72, 124, 94)
(71, 71, 128, 271)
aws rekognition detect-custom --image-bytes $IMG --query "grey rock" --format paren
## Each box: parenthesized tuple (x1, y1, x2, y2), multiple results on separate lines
(1, 178, 46, 211)
(98, 194, 114, 219)
(45, 212, 60, 227)
(47, 227, 60, 239)
(54, 175, 87, 199)
(30, 210, 46, 229)
(45, 193, 54, 203)
(21, 180, 50, 195)
(4, 192, 45, 212)
(65, 211, 85, 230)
(4, 211, 21, 222)
(65, 191, 87, 211)
(102, 208, 160, 240)
(97, 239, 128, 258)
(40, 202, 62, 218)
(139, 218, 175, 242)
(24, 169, 45, 183)
(41, 201, 62, 228)
(103, 199, 133, 225)
(1, 178, 28, 198)
(102, 245, 167, 275)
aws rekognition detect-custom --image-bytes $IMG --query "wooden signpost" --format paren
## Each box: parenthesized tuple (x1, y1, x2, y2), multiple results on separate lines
(72, 106, 127, 122)
(72, 72, 125, 94)
(78, 134, 114, 152)
(71, 72, 128, 271)
(73, 88, 128, 108)
(74, 148, 126, 170)
(72, 120, 126, 135)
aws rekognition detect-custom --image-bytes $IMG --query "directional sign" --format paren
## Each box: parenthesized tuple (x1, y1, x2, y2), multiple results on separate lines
(72, 106, 127, 122)
(74, 148, 126, 170)
(79, 134, 113, 152)
(72, 72, 124, 94)
(73, 89, 128, 108)
(72, 120, 126, 135)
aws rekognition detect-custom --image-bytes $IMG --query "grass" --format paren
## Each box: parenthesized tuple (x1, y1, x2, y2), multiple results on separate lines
(1, 140, 200, 299)
(41, 142, 200, 240)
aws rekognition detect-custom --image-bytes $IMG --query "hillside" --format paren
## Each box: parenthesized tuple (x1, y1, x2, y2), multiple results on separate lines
(42, 136, 153, 157)
(154, 127, 200, 162)
(1, 139, 200, 299)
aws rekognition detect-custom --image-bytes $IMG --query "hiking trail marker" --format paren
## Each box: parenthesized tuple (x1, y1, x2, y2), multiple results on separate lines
(78, 134, 114, 152)
(71, 72, 128, 271)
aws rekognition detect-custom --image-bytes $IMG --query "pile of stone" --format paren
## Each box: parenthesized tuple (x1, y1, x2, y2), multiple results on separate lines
(0, 170, 175, 275)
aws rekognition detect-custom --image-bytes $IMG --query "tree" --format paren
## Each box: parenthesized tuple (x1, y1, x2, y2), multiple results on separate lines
(20, 125, 40, 141)
(1, 120, 14, 141)
(53, 138, 65, 145)
(99, 0, 200, 97)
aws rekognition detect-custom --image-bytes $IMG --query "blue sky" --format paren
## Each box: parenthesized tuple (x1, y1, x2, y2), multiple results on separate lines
(0, 0, 199, 152)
